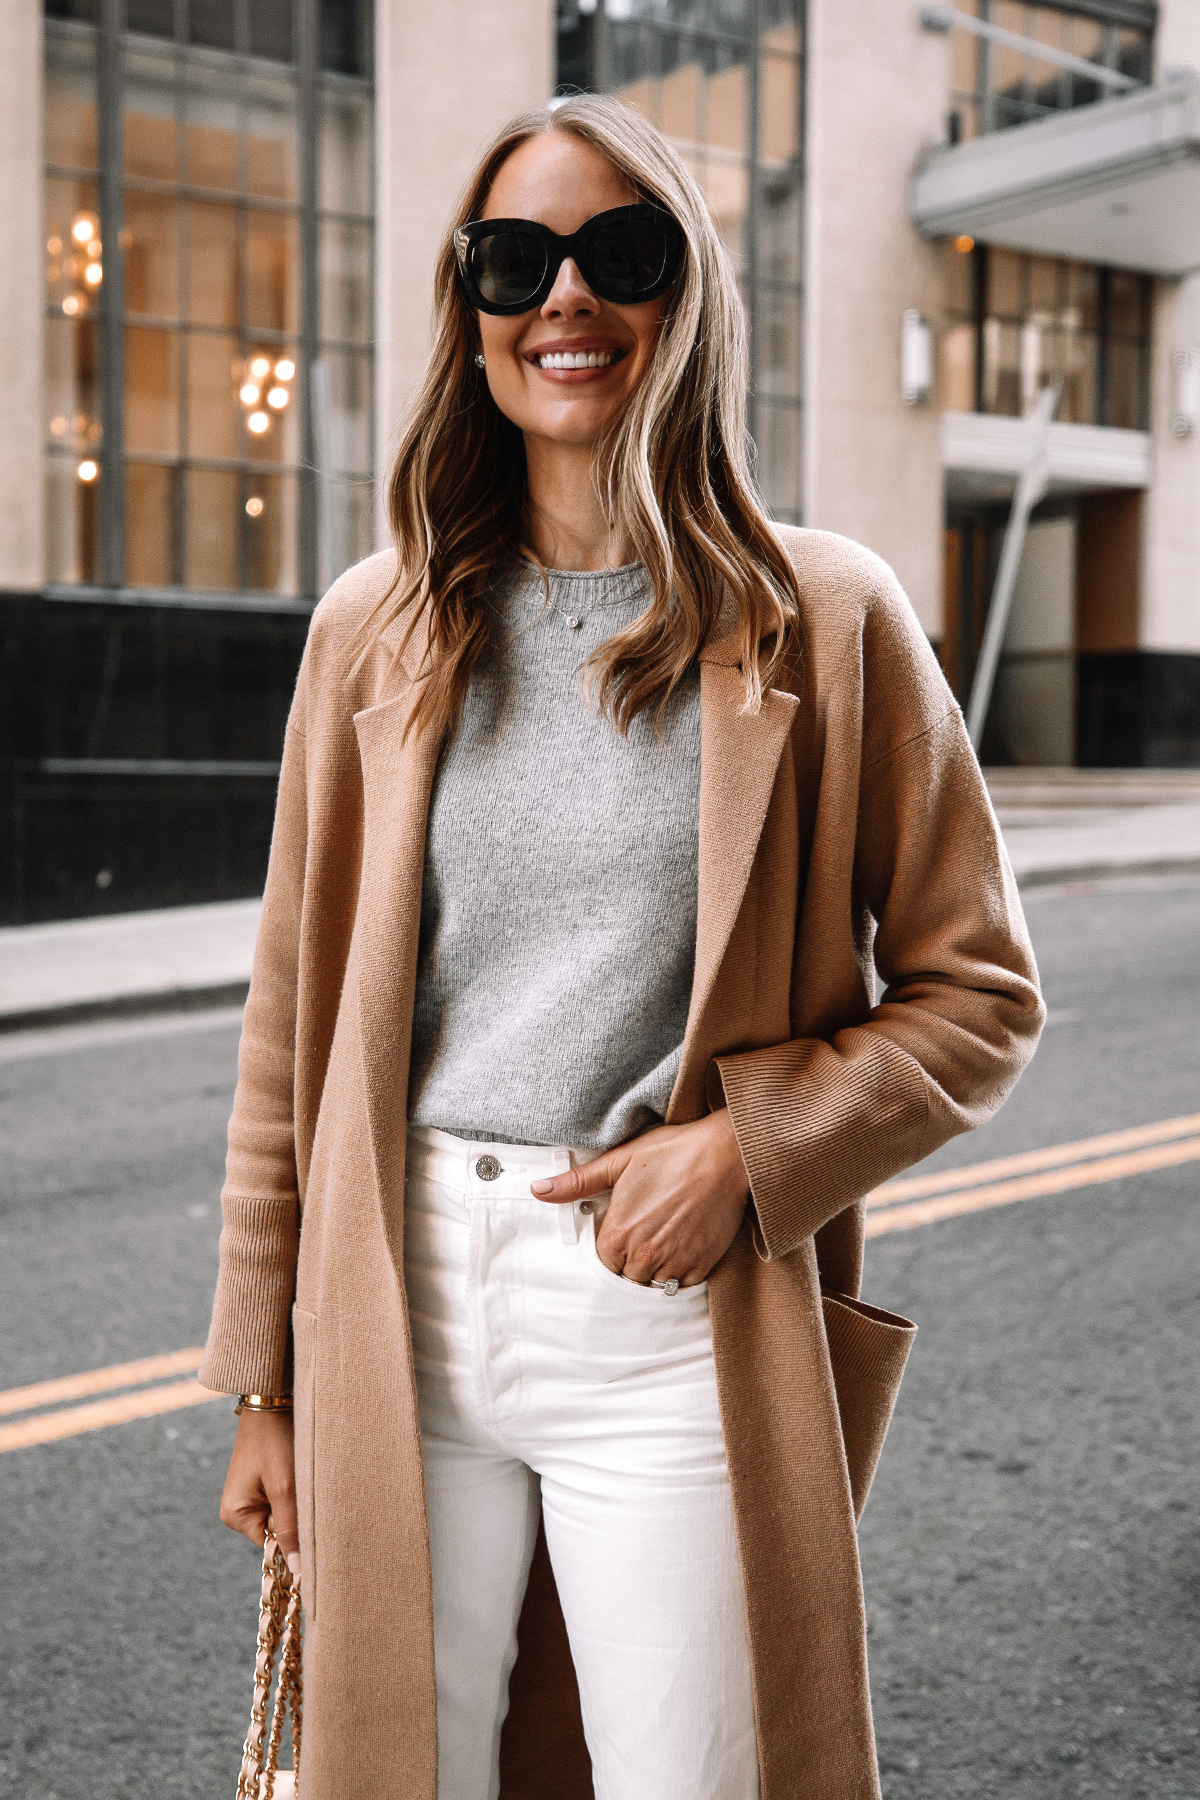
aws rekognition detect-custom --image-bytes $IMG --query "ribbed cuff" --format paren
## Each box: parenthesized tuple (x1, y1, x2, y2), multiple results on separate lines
(200, 1191, 300, 1396)
(714, 1035, 929, 1260)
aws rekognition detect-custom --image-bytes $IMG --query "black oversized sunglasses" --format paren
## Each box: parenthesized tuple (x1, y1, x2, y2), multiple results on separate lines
(453, 203, 684, 316)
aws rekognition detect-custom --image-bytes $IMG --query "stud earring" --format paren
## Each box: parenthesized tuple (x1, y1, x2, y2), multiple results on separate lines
(474, 352, 485, 369)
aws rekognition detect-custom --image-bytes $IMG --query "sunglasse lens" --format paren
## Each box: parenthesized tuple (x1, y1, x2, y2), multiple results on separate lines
(590, 223, 670, 298)
(473, 230, 548, 308)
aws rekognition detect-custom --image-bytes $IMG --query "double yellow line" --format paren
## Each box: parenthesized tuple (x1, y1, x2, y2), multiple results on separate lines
(864, 1111, 1200, 1236)
(3, 1111, 1197, 1452)
(0, 1347, 216, 1452)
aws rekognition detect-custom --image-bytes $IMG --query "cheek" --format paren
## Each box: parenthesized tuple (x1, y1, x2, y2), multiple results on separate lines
(479, 318, 519, 363)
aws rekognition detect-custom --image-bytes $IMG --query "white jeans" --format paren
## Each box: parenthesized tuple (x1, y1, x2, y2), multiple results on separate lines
(403, 1126, 760, 1800)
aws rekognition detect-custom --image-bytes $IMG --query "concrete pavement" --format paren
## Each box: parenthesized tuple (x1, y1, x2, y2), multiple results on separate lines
(2, 768, 1199, 1031)
(0, 898, 261, 1031)
(988, 768, 1200, 889)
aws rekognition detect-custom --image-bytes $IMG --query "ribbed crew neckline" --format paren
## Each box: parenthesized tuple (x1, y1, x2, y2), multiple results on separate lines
(513, 560, 648, 610)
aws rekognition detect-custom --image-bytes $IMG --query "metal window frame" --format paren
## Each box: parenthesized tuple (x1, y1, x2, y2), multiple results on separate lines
(42, 0, 374, 609)
(951, 241, 1152, 430)
(946, 0, 1154, 139)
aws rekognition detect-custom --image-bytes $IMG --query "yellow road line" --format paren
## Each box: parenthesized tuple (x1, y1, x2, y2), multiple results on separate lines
(865, 1133, 1200, 1238)
(0, 1380, 221, 1452)
(867, 1113, 1200, 1207)
(0, 1347, 204, 1418)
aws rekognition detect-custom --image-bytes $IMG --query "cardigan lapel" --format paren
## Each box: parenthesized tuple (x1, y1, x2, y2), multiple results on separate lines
(352, 654, 441, 1249)
(670, 658, 799, 1118)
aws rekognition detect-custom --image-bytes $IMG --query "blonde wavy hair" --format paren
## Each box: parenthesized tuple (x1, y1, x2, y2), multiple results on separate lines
(362, 92, 800, 738)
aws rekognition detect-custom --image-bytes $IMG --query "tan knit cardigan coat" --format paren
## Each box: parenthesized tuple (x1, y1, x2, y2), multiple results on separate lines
(202, 525, 1044, 1800)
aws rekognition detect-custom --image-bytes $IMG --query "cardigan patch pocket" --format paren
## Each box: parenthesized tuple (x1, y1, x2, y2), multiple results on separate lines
(292, 1304, 318, 1620)
(821, 1289, 917, 1522)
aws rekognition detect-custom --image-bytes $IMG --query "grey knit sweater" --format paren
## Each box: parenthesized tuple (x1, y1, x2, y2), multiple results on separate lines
(406, 561, 702, 1150)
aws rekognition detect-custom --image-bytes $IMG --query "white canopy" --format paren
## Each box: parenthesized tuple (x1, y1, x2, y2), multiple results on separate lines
(911, 75, 1200, 277)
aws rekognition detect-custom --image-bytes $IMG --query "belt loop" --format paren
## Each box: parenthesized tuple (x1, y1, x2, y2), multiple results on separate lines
(548, 1149, 576, 1244)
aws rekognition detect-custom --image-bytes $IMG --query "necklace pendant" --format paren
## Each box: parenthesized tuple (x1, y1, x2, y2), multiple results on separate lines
(566, 615, 582, 629)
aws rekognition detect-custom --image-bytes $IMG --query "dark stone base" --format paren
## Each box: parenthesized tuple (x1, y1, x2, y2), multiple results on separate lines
(1, 767, 282, 924)
(1077, 651, 1200, 768)
(0, 590, 310, 924)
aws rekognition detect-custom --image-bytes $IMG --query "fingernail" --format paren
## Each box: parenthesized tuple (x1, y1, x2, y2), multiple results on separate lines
(286, 1552, 301, 1578)
(530, 1179, 555, 1195)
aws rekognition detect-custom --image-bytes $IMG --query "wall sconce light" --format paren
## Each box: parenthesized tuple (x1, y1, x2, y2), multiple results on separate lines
(1170, 348, 1200, 438)
(901, 309, 933, 406)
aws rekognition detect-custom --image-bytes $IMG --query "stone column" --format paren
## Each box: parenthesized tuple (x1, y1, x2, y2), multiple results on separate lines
(803, 0, 947, 635)
(373, 0, 555, 543)
(1142, 0, 1200, 656)
(0, 0, 46, 589)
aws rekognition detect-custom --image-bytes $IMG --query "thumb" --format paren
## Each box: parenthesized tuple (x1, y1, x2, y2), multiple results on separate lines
(530, 1147, 631, 1203)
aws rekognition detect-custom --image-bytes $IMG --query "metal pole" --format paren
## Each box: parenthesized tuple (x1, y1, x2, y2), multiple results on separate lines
(298, 0, 319, 599)
(98, 0, 125, 587)
(965, 380, 1061, 750)
(918, 6, 1138, 91)
(745, 0, 762, 456)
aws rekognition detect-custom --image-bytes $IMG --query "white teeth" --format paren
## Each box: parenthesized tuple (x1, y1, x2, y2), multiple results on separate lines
(537, 349, 615, 370)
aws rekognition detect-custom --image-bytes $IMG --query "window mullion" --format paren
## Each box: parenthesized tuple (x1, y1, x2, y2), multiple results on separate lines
(99, 0, 126, 586)
(745, 0, 762, 455)
(298, 0, 319, 599)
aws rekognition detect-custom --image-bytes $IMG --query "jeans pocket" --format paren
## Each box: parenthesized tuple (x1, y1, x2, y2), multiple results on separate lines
(589, 1225, 708, 1300)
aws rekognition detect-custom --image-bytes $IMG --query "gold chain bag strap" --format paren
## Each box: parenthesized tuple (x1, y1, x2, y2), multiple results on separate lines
(236, 1523, 303, 1800)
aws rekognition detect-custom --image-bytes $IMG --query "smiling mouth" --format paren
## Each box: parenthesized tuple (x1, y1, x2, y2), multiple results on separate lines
(535, 348, 622, 370)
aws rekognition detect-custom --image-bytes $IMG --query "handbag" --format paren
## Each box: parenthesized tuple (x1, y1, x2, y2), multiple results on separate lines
(235, 1523, 302, 1799)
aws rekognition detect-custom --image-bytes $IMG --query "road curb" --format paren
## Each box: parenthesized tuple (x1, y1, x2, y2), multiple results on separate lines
(1015, 858, 1200, 891)
(0, 981, 250, 1036)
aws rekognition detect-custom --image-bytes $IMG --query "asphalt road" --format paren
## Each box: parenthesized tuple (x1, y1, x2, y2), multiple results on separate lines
(0, 874, 1196, 1799)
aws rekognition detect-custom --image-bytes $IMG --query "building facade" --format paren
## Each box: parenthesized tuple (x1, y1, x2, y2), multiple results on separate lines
(2, 0, 1197, 921)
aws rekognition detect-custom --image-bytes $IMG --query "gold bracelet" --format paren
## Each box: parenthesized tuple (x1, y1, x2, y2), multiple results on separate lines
(235, 1393, 294, 1415)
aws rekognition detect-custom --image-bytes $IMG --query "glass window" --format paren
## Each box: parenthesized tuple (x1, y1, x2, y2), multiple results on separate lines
(319, 92, 372, 215)
(124, 462, 176, 585)
(948, 2, 1153, 141)
(45, 30, 99, 169)
(190, 0, 238, 55)
(557, 0, 804, 522)
(124, 192, 180, 318)
(124, 326, 179, 452)
(943, 240, 1148, 429)
(44, 0, 375, 599)
(319, 221, 372, 345)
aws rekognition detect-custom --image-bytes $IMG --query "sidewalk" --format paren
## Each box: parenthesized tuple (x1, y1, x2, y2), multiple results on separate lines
(987, 768, 1200, 889)
(2, 770, 1198, 1031)
(0, 899, 261, 1031)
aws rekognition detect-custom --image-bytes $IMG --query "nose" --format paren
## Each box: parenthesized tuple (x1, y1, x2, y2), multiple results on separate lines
(541, 255, 599, 320)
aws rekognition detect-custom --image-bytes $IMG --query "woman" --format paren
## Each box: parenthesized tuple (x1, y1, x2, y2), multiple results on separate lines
(205, 94, 1043, 1800)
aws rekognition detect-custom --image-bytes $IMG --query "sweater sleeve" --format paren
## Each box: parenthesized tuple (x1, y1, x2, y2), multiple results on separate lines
(715, 633, 1045, 1263)
(200, 671, 310, 1395)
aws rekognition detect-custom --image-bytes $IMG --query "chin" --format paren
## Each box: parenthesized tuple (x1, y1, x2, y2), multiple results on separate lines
(529, 407, 619, 447)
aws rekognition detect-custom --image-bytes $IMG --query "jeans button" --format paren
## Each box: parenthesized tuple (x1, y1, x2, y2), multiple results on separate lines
(475, 1155, 501, 1181)
(579, 1199, 594, 1215)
